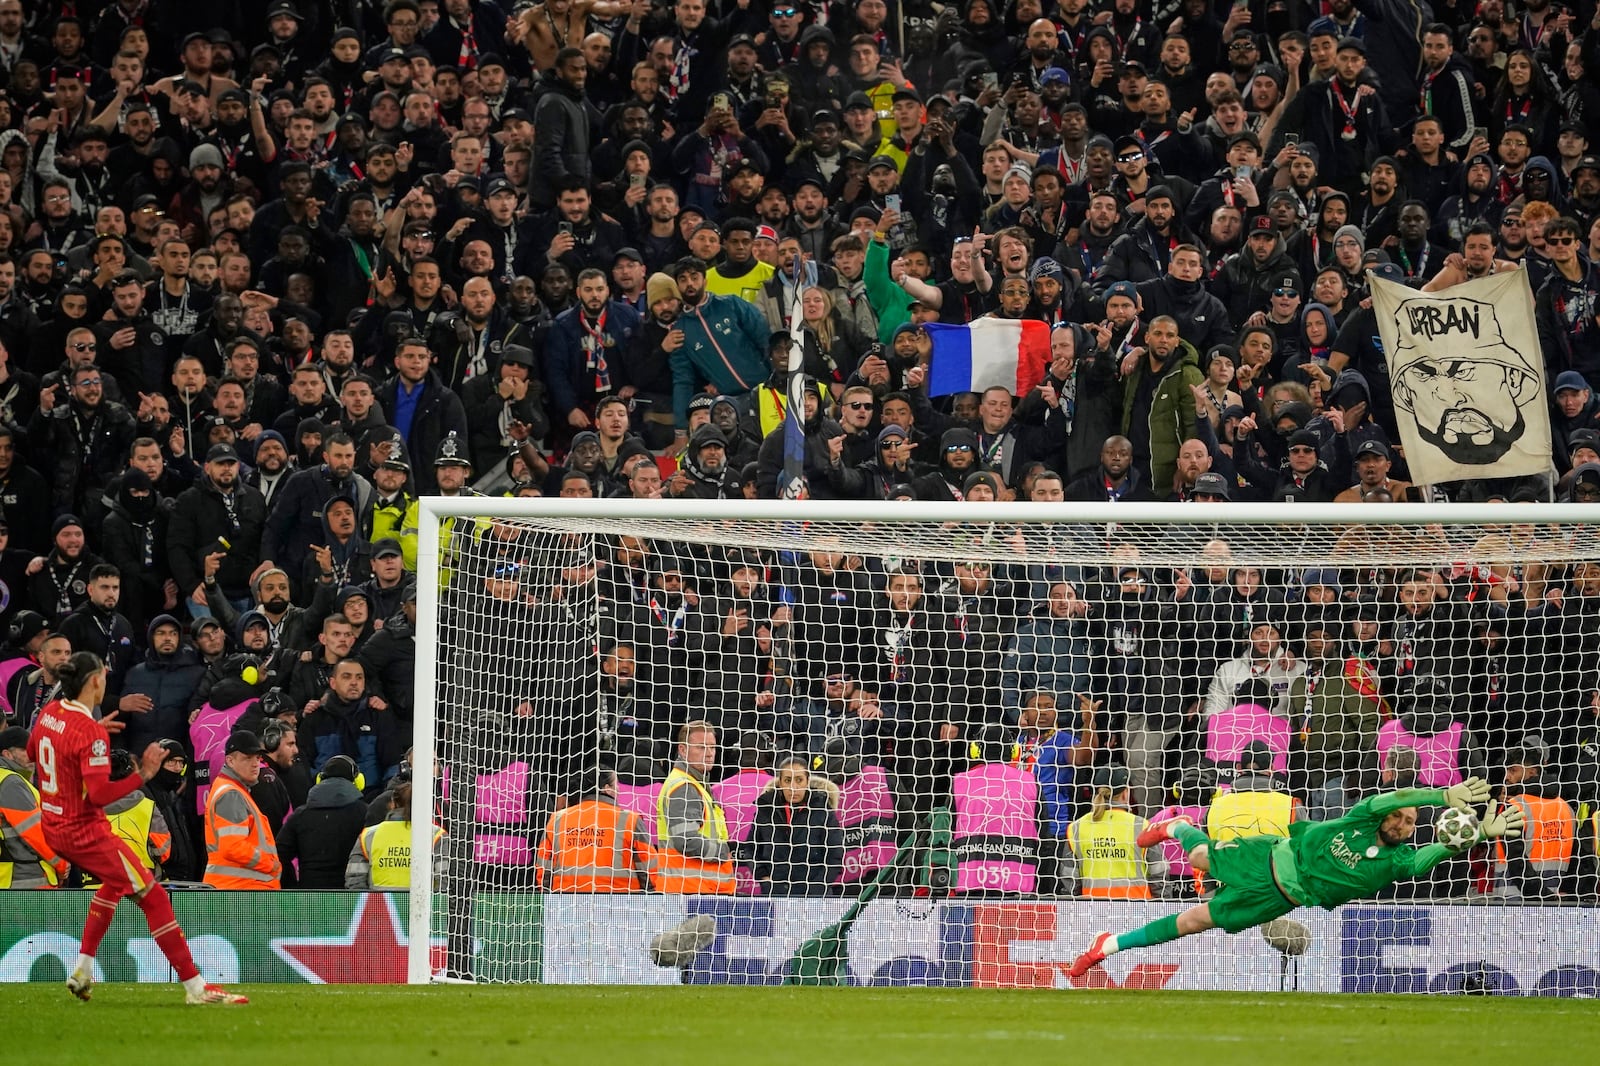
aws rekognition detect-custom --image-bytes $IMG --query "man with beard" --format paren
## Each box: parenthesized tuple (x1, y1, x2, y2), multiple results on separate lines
(167, 145, 229, 245)
(1136, 245, 1232, 353)
(545, 268, 642, 435)
(1100, 186, 1194, 290)
(1213, 216, 1303, 324)
(668, 258, 770, 445)
(633, 184, 688, 274)
(671, 424, 733, 499)
(784, 177, 846, 267)
(1389, 298, 1539, 471)
(1536, 216, 1600, 393)
(27, 515, 105, 621)
(167, 444, 267, 615)
(1118, 315, 1204, 492)
(433, 275, 514, 394)
(1274, 38, 1388, 199)
(1437, 153, 1501, 246)
(261, 433, 373, 602)
(1062, 190, 1122, 287)
(245, 429, 292, 511)
(31, 363, 138, 516)
(58, 564, 137, 700)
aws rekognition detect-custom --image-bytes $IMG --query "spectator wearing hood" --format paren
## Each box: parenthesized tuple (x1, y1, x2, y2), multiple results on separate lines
(912, 426, 985, 501)
(297, 494, 373, 603)
(673, 424, 736, 500)
(460, 343, 547, 474)
(117, 614, 205, 757)
(707, 395, 760, 472)
(98, 468, 173, 633)
(755, 380, 847, 498)
(830, 422, 926, 500)
(261, 431, 373, 601)
(1568, 462, 1600, 502)
(189, 608, 298, 713)
(276, 753, 370, 889)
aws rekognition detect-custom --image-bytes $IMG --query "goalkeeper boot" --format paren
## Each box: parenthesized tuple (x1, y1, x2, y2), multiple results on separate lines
(1066, 932, 1115, 979)
(1136, 815, 1193, 849)
(65, 968, 94, 1002)
(186, 983, 249, 1005)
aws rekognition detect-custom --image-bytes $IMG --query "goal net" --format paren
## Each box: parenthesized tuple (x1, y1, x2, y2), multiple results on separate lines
(409, 500, 1600, 993)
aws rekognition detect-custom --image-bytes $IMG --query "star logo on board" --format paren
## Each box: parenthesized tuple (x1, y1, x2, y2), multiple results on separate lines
(270, 892, 446, 984)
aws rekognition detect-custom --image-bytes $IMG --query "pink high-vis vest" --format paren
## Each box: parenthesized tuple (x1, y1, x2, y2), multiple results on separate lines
(614, 780, 664, 841)
(1148, 803, 1208, 878)
(1205, 703, 1291, 772)
(474, 760, 535, 866)
(950, 763, 1039, 895)
(0, 655, 32, 719)
(835, 764, 898, 886)
(1375, 720, 1465, 787)
(714, 769, 774, 895)
(189, 698, 254, 814)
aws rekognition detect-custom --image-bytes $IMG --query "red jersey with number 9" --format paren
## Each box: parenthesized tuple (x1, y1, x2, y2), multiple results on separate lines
(26, 698, 143, 851)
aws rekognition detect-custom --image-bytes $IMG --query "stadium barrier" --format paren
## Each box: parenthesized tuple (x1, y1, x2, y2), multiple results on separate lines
(4, 892, 1596, 994)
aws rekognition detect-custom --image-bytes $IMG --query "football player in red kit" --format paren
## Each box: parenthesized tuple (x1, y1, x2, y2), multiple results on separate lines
(27, 651, 248, 1005)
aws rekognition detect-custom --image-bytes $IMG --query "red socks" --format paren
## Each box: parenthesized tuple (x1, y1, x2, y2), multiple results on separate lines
(134, 883, 200, 983)
(79, 886, 120, 958)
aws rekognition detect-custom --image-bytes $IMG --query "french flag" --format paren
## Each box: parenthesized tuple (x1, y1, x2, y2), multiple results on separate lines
(925, 319, 1052, 397)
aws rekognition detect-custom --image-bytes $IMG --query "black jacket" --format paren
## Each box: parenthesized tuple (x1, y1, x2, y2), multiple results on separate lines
(373, 372, 467, 495)
(167, 476, 269, 600)
(260, 464, 373, 591)
(276, 777, 368, 889)
(746, 786, 844, 896)
(27, 399, 138, 514)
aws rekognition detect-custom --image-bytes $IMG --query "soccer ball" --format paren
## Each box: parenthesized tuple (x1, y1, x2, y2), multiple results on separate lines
(1435, 807, 1481, 850)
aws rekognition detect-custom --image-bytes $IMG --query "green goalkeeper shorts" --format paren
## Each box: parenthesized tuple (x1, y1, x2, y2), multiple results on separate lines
(1204, 835, 1298, 934)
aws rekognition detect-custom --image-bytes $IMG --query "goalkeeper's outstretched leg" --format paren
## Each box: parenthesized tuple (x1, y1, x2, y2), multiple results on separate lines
(1067, 815, 1235, 978)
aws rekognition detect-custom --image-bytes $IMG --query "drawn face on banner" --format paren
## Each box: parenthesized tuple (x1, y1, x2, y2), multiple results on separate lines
(1389, 296, 1542, 466)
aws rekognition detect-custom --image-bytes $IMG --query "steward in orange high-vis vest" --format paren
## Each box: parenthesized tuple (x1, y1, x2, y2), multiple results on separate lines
(537, 770, 659, 891)
(203, 731, 282, 890)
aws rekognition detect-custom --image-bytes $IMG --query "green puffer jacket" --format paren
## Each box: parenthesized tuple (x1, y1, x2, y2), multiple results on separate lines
(1119, 338, 1203, 494)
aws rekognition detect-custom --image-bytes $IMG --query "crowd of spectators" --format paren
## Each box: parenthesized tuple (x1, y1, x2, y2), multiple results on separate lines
(1, 0, 1600, 899)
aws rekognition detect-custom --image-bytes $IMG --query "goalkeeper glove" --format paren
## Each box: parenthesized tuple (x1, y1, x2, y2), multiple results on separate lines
(1443, 776, 1490, 813)
(1479, 802, 1526, 842)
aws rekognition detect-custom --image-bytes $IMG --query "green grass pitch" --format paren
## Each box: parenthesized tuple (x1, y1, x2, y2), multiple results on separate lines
(13, 985, 1600, 1065)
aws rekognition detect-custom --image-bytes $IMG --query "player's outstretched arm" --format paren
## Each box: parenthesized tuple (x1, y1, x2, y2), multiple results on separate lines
(1347, 787, 1451, 821)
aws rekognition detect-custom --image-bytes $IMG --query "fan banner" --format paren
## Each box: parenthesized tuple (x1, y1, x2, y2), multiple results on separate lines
(1370, 271, 1552, 485)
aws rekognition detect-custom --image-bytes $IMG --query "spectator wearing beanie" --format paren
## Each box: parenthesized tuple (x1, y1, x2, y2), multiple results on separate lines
(276, 754, 370, 889)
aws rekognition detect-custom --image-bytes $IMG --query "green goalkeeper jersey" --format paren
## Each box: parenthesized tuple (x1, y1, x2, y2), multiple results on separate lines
(1268, 788, 1457, 909)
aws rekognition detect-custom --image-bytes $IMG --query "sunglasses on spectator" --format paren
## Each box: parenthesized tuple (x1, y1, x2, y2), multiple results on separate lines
(773, 6, 798, 14)
(70, 341, 96, 351)
(1288, 445, 1317, 454)
(1116, 152, 1144, 163)
(946, 444, 973, 452)
(1549, 236, 1578, 246)
(844, 401, 873, 409)
(1272, 288, 1299, 297)
(74, 376, 101, 387)
(1503, 217, 1524, 225)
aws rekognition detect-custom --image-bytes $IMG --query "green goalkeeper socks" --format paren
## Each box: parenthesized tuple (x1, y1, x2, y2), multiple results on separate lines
(1172, 822, 1211, 854)
(1116, 913, 1183, 951)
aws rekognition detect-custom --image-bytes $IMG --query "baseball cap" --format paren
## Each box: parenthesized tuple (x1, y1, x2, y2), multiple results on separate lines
(206, 443, 240, 463)
(373, 538, 404, 560)
(1555, 370, 1590, 393)
(811, 108, 839, 126)
(1337, 35, 1366, 54)
(613, 246, 645, 265)
(1368, 262, 1405, 283)
(484, 176, 515, 197)
(891, 86, 921, 104)
(1193, 472, 1231, 499)
(867, 154, 899, 172)
(1249, 215, 1275, 235)
(754, 225, 779, 244)
(1575, 155, 1600, 176)
(844, 91, 874, 111)
(224, 730, 265, 756)
(1041, 66, 1069, 85)
(1105, 280, 1137, 303)
(727, 32, 757, 50)
(1354, 439, 1391, 461)
(500, 344, 535, 369)
(1273, 275, 1299, 294)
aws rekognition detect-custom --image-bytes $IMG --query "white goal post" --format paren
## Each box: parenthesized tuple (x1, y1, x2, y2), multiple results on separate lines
(407, 500, 1600, 988)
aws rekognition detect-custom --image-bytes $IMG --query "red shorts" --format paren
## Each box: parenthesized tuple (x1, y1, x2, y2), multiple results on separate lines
(48, 826, 153, 897)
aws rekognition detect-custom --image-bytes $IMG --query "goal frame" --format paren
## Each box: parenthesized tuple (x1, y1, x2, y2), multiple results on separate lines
(407, 498, 1592, 984)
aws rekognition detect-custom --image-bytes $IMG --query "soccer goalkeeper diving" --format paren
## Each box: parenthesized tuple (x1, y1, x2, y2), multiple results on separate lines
(1067, 778, 1525, 978)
